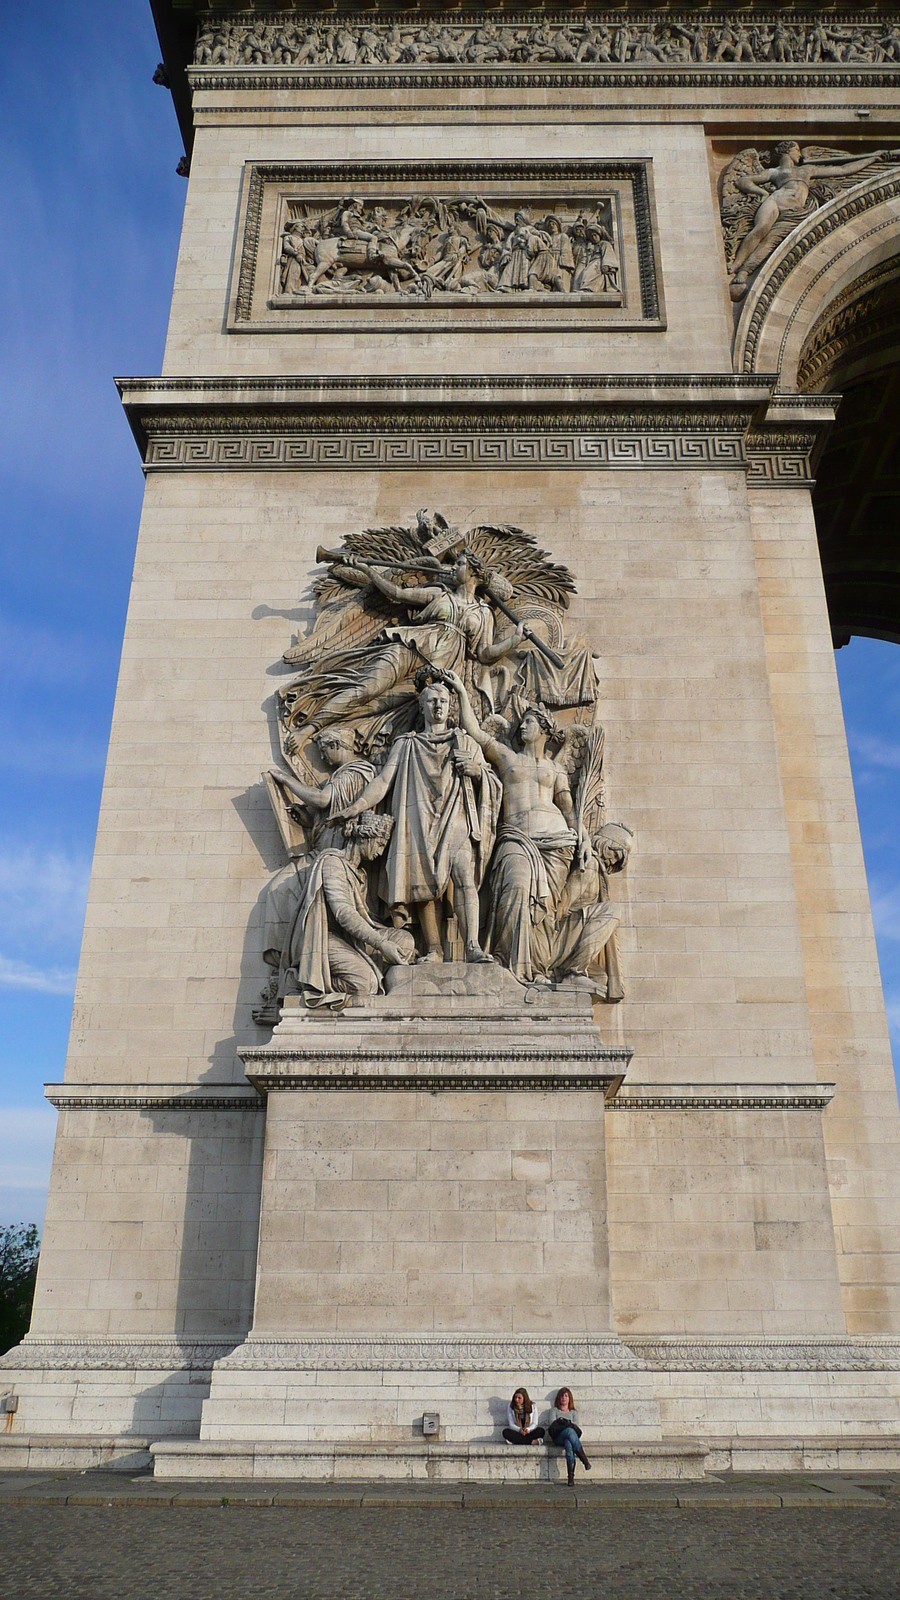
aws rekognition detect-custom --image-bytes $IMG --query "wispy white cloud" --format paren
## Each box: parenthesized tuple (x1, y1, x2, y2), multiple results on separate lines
(0, 843, 90, 990)
(0, 1107, 57, 1192)
(870, 884, 900, 944)
(0, 957, 76, 996)
(848, 732, 900, 772)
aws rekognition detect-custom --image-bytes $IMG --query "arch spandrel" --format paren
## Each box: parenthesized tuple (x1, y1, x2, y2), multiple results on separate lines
(733, 171, 900, 389)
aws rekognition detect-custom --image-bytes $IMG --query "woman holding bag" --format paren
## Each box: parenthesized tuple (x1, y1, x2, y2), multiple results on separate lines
(547, 1386, 591, 1486)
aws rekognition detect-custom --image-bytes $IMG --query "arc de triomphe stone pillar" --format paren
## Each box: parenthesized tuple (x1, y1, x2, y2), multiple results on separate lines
(4, 5, 900, 1481)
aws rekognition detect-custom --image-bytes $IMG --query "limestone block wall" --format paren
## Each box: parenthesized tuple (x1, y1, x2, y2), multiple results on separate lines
(10, 33, 900, 1440)
(254, 1088, 609, 1336)
(162, 119, 732, 377)
(606, 1105, 845, 1336)
(749, 488, 900, 1330)
(28, 459, 843, 1343)
(30, 1105, 263, 1338)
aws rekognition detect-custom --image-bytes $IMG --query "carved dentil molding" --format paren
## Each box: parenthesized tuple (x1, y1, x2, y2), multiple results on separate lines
(45, 1083, 264, 1112)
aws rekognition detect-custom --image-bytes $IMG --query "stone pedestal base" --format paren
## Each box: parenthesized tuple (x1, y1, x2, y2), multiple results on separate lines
(150, 1436, 707, 1483)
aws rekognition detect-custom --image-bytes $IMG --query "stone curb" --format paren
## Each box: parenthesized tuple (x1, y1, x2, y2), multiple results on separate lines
(0, 1476, 892, 1510)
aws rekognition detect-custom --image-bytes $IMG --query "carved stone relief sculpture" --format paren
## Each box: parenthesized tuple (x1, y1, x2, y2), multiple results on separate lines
(719, 140, 900, 300)
(274, 195, 620, 302)
(255, 513, 632, 1021)
(232, 161, 662, 331)
(195, 15, 900, 71)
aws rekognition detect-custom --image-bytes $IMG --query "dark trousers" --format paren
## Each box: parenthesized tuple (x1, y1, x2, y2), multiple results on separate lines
(502, 1427, 546, 1445)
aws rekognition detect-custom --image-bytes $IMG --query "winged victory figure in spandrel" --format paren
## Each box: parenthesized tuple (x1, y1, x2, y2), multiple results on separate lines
(720, 140, 900, 301)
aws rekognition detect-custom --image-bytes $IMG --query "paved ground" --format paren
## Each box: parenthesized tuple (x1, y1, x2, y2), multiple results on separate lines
(2, 1471, 900, 1599)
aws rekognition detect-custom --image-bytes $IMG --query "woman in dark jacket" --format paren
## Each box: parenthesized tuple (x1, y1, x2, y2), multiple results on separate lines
(502, 1387, 546, 1445)
(546, 1386, 591, 1486)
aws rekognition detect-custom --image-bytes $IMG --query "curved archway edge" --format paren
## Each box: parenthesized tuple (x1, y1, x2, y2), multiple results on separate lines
(733, 173, 900, 389)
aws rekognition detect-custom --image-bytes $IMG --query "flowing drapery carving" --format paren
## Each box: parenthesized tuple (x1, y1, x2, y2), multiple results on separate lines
(256, 513, 631, 1015)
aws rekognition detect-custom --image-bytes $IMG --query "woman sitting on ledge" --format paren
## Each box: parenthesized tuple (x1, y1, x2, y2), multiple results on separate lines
(502, 1387, 545, 1446)
(547, 1387, 591, 1486)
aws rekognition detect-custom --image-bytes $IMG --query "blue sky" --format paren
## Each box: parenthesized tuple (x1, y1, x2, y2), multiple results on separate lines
(1, 5, 897, 1228)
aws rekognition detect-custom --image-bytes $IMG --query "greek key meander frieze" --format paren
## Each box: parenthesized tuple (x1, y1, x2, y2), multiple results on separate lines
(233, 162, 660, 329)
(145, 433, 747, 471)
(195, 12, 900, 73)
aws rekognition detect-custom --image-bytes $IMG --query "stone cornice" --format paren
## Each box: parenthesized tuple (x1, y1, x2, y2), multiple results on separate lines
(118, 374, 784, 475)
(240, 1045, 632, 1094)
(607, 1081, 837, 1110)
(44, 1082, 264, 1112)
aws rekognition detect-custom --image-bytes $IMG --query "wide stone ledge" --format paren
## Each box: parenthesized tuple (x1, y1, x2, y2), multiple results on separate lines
(0, 1435, 153, 1473)
(241, 1051, 629, 1094)
(150, 1437, 708, 1483)
(44, 1083, 264, 1112)
(116, 373, 785, 474)
(707, 1435, 900, 1473)
(607, 1082, 836, 1111)
(242, 962, 631, 1093)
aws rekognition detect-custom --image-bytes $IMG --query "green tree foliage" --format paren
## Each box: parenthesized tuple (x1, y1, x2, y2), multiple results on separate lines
(0, 1224, 40, 1357)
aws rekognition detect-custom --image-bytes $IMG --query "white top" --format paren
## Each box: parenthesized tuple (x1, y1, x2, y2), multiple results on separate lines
(507, 1403, 536, 1432)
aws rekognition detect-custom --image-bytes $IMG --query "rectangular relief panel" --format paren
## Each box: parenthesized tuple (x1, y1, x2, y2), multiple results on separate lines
(230, 160, 665, 334)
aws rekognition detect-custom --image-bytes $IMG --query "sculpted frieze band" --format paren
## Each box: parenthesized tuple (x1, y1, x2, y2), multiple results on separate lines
(254, 513, 631, 1024)
(196, 14, 900, 71)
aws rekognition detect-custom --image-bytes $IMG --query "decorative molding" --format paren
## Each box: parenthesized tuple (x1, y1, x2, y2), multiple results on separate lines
(607, 1081, 837, 1110)
(117, 373, 774, 401)
(217, 1334, 644, 1372)
(625, 1337, 900, 1371)
(193, 66, 900, 92)
(241, 1044, 631, 1094)
(116, 374, 826, 484)
(44, 1083, 264, 1112)
(797, 257, 900, 391)
(118, 382, 764, 474)
(143, 429, 748, 472)
(231, 159, 661, 330)
(0, 1337, 241, 1373)
(8, 1331, 898, 1374)
(744, 428, 821, 486)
